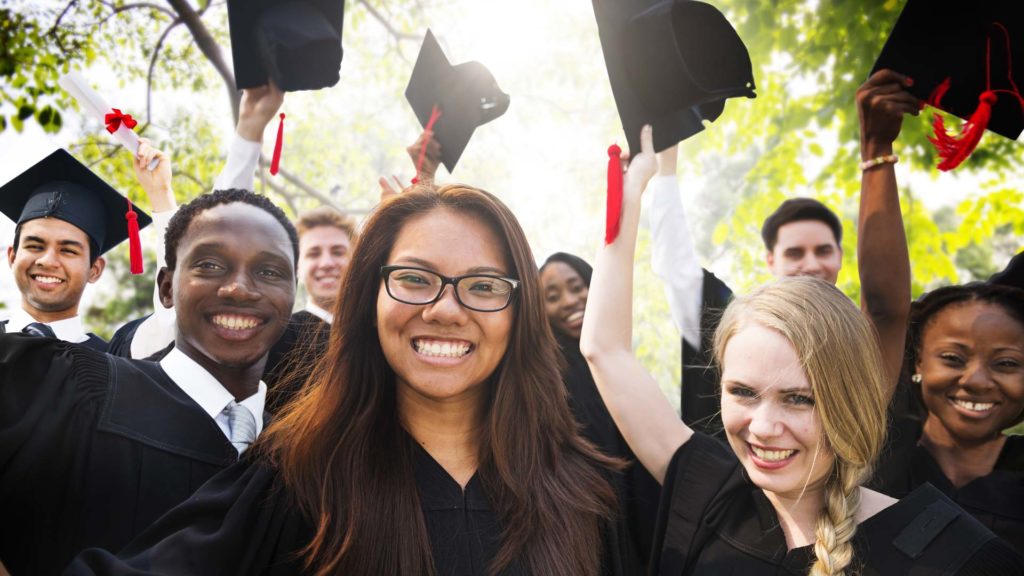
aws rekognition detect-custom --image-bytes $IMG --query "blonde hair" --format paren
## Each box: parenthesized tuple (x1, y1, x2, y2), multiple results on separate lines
(713, 277, 887, 576)
(295, 206, 358, 241)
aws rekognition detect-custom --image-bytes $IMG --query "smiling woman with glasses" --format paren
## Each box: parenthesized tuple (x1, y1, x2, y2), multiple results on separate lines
(72, 184, 636, 576)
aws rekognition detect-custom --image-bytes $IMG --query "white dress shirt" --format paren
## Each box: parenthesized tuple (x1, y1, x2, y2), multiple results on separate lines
(304, 302, 333, 324)
(647, 174, 706, 351)
(5, 308, 89, 343)
(159, 347, 267, 446)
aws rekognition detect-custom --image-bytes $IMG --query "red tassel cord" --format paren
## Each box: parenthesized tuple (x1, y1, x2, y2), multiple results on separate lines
(927, 22, 1024, 171)
(604, 144, 623, 245)
(412, 105, 443, 185)
(125, 198, 144, 275)
(270, 113, 285, 176)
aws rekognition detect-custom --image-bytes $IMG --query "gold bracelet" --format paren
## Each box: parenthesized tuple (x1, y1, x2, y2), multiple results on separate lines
(859, 154, 899, 171)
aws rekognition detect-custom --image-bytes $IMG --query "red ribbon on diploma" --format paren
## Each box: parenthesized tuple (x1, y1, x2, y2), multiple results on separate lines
(105, 109, 138, 134)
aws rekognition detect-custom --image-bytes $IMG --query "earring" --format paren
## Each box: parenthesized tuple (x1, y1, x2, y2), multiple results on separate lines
(911, 373, 922, 384)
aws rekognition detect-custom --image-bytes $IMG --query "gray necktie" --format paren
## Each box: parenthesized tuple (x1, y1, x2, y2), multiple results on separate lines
(226, 402, 257, 455)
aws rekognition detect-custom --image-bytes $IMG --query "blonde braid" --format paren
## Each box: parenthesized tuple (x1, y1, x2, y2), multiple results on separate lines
(809, 466, 862, 576)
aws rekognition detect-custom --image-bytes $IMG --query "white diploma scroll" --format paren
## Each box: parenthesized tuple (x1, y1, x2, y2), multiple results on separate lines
(58, 70, 159, 170)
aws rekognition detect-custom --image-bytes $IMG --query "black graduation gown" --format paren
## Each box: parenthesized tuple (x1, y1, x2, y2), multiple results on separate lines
(68, 436, 630, 575)
(680, 270, 732, 437)
(262, 310, 329, 414)
(0, 334, 239, 576)
(871, 415, 1024, 553)
(0, 317, 108, 352)
(557, 334, 658, 570)
(650, 433, 1024, 575)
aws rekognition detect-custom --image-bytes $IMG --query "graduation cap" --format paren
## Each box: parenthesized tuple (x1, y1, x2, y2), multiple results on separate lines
(405, 29, 510, 173)
(592, 0, 757, 155)
(0, 149, 152, 272)
(872, 0, 1024, 171)
(228, 0, 345, 92)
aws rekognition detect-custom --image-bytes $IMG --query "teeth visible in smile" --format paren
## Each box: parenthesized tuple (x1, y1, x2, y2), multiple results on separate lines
(33, 275, 63, 284)
(414, 338, 471, 358)
(566, 311, 584, 323)
(952, 399, 995, 412)
(751, 446, 796, 462)
(212, 315, 260, 330)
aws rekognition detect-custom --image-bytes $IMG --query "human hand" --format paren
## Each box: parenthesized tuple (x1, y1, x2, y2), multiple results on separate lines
(405, 129, 442, 184)
(622, 125, 657, 202)
(133, 138, 175, 212)
(237, 82, 285, 142)
(857, 69, 919, 159)
(378, 175, 403, 202)
(656, 143, 678, 176)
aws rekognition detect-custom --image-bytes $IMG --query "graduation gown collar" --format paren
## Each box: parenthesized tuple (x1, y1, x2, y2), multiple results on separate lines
(97, 357, 239, 467)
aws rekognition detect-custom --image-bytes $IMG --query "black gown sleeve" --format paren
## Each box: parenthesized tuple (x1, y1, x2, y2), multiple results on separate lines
(680, 269, 732, 436)
(67, 459, 311, 576)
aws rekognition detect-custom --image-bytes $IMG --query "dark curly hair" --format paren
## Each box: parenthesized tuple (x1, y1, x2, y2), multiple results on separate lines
(163, 189, 299, 272)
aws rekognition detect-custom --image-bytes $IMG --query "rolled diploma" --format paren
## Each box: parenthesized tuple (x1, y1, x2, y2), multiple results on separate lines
(58, 70, 160, 170)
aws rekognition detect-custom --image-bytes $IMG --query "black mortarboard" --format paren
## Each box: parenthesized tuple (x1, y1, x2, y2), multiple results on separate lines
(592, 0, 757, 155)
(405, 29, 510, 173)
(0, 149, 152, 258)
(228, 0, 345, 92)
(872, 0, 1024, 141)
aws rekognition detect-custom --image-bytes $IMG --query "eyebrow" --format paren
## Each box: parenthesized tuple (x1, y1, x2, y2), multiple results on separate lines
(722, 380, 811, 394)
(24, 235, 86, 249)
(396, 257, 508, 276)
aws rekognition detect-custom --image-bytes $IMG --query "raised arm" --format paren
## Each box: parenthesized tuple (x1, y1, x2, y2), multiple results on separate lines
(214, 83, 284, 191)
(648, 144, 705, 350)
(580, 126, 692, 483)
(855, 69, 916, 395)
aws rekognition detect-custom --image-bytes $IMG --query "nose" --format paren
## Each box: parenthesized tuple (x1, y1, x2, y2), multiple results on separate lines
(959, 361, 995, 392)
(217, 271, 261, 302)
(801, 255, 823, 274)
(421, 284, 468, 325)
(34, 247, 60, 267)
(747, 401, 785, 440)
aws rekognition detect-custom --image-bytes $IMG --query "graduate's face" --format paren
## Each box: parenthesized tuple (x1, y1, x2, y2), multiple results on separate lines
(765, 221, 841, 284)
(161, 203, 295, 373)
(918, 301, 1024, 444)
(720, 323, 834, 500)
(540, 262, 588, 340)
(8, 218, 104, 321)
(377, 208, 514, 408)
(298, 225, 351, 312)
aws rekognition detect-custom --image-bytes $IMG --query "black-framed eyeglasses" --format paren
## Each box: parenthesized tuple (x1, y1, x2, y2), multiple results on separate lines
(380, 265, 520, 312)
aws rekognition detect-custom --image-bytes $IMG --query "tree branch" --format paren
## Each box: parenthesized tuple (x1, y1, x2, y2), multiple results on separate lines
(99, 1, 176, 20)
(146, 19, 182, 124)
(164, 0, 241, 121)
(357, 0, 419, 43)
(48, 0, 79, 55)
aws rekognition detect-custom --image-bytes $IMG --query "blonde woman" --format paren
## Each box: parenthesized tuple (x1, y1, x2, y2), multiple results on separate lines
(580, 125, 1022, 575)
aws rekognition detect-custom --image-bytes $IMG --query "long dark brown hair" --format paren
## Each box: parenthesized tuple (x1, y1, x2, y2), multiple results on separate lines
(256, 185, 619, 575)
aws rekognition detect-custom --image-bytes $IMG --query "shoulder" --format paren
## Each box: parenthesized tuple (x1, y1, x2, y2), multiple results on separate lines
(858, 483, 1023, 573)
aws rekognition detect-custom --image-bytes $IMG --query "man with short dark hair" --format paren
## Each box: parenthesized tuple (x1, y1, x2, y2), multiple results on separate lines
(651, 70, 915, 434)
(0, 188, 298, 575)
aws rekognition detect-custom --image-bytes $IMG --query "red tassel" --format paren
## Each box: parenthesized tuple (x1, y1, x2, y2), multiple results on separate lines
(412, 106, 443, 185)
(270, 113, 285, 176)
(928, 91, 997, 171)
(125, 198, 143, 275)
(604, 144, 623, 245)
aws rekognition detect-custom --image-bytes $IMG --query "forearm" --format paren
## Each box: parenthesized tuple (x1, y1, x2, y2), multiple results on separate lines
(582, 191, 690, 484)
(858, 140, 911, 390)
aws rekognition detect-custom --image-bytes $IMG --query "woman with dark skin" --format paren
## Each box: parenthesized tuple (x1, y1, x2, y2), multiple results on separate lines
(873, 282, 1024, 552)
(70, 185, 631, 576)
(540, 253, 660, 564)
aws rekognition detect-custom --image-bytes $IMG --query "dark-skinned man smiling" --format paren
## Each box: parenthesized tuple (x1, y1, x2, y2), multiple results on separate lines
(0, 188, 298, 575)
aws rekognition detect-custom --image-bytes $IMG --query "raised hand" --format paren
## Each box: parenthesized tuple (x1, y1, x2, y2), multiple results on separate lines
(237, 82, 285, 142)
(132, 138, 175, 212)
(406, 129, 442, 185)
(857, 69, 919, 158)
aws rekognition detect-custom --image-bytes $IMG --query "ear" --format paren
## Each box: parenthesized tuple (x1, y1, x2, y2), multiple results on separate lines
(764, 250, 775, 271)
(6, 245, 14, 268)
(157, 267, 174, 309)
(87, 256, 106, 283)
